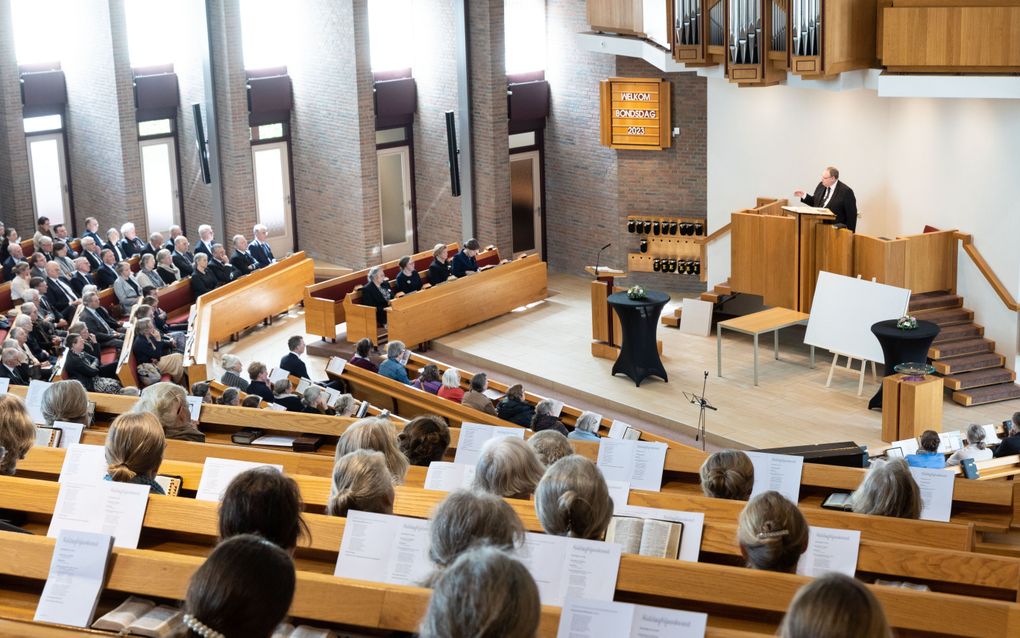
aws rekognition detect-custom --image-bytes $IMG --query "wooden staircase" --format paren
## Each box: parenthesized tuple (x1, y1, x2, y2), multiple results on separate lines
(662, 282, 734, 328)
(911, 291, 1020, 407)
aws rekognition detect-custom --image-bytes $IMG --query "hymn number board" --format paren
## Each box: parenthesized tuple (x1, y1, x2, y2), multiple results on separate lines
(599, 77, 671, 151)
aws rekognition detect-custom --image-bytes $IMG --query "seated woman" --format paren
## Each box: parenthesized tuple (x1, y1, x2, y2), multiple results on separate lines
(436, 367, 465, 403)
(104, 412, 166, 494)
(905, 429, 945, 468)
(426, 243, 452, 286)
(190, 382, 213, 404)
(332, 393, 359, 417)
(948, 423, 994, 466)
(737, 491, 809, 573)
(189, 252, 219, 297)
(699, 449, 755, 500)
(779, 572, 893, 638)
(41, 380, 90, 428)
(272, 379, 304, 412)
(112, 261, 142, 310)
(300, 385, 329, 414)
(64, 333, 121, 394)
(462, 372, 497, 415)
(472, 436, 545, 500)
(567, 410, 601, 442)
(335, 416, 409, 484)
(535, 455, 612, 540)
(496, 384, 533, 426)
(181, 535, 295, 638)
(428, 490, 524, 575)
(219, 466, 307, 552)
(411, 363, 442, 394)
(394, 255, 423, 295)
(360, 265, 391, 326)
(348, 337, 378, 373)
(135, 253, 166, 290)
(219, 354, 249, 391)
(155, 248, 180, 284)
(419, 546, 539, 638)
(241, 395, 261, 408)
(132, 318, 185, 384)
(528, 430, 573, 467)
(327, 449, 395, 517)
(0, 394, 35, 476)
(52, 241, 75, 278)
(246, 362, 275, 403)
(850, 458, 921, 519)
(530, 399, 568, 436)
(218, 387, 241, 406)
(134, 382, 205, 442)
(378, 340, 411, 384)
(397, 415, 451, 467)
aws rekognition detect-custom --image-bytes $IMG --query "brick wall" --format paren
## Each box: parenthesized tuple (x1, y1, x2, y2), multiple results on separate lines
(175, 0, 214, 238)
(411, 0, 463, 252)
(0, 0, 18, 225)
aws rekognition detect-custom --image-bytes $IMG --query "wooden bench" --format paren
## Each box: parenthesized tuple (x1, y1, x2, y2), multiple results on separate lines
(303, 243, 459, 342)
(343, 250, 547, 348)
(154, 277, 195, 325)
(185, 253, 314, 384)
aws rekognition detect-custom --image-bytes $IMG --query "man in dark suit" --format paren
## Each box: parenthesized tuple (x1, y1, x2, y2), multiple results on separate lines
(141, 232, 165, 256)
(80, 237, 103, 272)
(2, 243, 24, 281)
(81, 217, 103, 247)
(994, 413, 1020, 458)
(194, 224, 216, 258)
(52, 224, 77, 257)
(163, 225, 182, 252)
(81, 292, 124, 350)
(44, 262, 80, 321)
(279, 335, 311, 380)
(230, 235, 258, 276)
(95, 250, 118, 289)
(69, 258, 96, 296)
(0, 348, 29, 386)
(209, 244, 240, 285)
(172, 236, 195, 277)
(117, 222, 147, 257)
(249, 224, 276, 268)
(795, 166, 858, 232)
(104, 228, 127, 262)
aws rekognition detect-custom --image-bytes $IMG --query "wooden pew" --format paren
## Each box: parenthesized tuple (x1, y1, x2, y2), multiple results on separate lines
(3, 476, 1019, 623)
(153, 277, 195, 325)
(185, 253, 314, 384)
(343, 250, 547, 347)
(303, 242, 460, 342)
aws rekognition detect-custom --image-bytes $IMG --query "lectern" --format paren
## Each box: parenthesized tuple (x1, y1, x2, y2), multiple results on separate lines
(587, 266, 625, 360)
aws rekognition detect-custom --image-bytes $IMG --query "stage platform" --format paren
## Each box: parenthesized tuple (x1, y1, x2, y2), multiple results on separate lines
(217, 272, 1019, 453)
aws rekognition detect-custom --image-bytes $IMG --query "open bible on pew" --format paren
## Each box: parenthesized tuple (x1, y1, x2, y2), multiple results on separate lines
(608, 420, 642, 440)
(92, 596, 183, 637)
(558, 597, 707, 638)
(35, 426, 61, 447)
(605, 516, 683, 559)
(609, 505, 705, 562)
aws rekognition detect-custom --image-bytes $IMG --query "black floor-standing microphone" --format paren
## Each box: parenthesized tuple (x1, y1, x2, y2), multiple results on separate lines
(593, 243, 612, 279)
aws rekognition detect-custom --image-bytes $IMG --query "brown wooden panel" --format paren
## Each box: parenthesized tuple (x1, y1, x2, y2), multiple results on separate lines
(902, 230, 957, 294)
(729, 212, 765, 296)
(587, 0, 644, 34)
(855, 235, 907, 287)
(761, 214, 798, 309)
(882, 6, 1020, 70)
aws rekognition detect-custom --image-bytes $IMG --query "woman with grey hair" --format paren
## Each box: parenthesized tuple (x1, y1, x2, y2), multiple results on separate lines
(568, 410, 602, 441)
(779, 573, 892, 638)
(528, 429, 573, 466)
(135, 253, 166, 289)
(947, 424, 993, 465)
(327, 450, 395, 517)
(530, 398, 568, 435)
(419, 546, 540, 638)
(850, 458, 921, 519)
(301, 385, 328, 414)
(472, 436, 545, 499)
(113, 261, 142, 310)
(155, 249, 180, 284)
(378, 340, 410, 384)
(535, 455, 613, 540)
(134, 381, 205, 442)
(41, 380, 91, 427)
(190, 252, 219, 297)
(427, 490, 525, 574)
(220, 354, 249, 392)
(360, 265, 392, 326)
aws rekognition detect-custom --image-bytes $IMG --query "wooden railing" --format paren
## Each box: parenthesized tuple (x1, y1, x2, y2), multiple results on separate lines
(955, 232, 1020, 312)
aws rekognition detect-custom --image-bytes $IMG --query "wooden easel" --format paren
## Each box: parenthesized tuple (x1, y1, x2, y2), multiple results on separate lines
(826, 352, 878, 397)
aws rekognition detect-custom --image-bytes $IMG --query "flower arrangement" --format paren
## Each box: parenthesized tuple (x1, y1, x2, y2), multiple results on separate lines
(896, 315, 918, 330)
(627, 285, 646, 300)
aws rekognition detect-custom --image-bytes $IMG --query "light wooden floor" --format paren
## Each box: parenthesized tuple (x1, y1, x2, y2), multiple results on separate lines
(213, 272, 1020, 452)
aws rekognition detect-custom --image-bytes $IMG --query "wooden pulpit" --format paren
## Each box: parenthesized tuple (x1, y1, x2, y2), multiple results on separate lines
(587, 266, 625, 360)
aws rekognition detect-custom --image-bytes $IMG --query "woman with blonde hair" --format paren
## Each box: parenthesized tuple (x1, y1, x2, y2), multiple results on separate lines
(699, 449, 755, 500)
(779, 573, 892, 638)
(0, 394, 36, 476)
(105, 412, 166, 494)
(737, 491, 809, 573)
(41, 379, 90, 427)
(472, 436, 545, 500)
(850, 458, 921, 519)
(334, 417, 409, 484)
(428, 490, 525, 572)
(134, 381, 205, 442)
(535, 455, 613, 539)
(327, 450, 395, 517)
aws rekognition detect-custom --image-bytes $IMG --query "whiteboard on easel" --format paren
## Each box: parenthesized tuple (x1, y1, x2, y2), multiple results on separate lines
(804, 272, 910, 364)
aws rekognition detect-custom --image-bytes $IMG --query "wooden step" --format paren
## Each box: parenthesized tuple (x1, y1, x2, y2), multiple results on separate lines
(715, 284, 732, 296)
(928, 337, 995, 360)
(661, 315, 680, 328)
(909, 291, 962, 312)
(932, 323, 984, 345)
(952, 383, 1020, 407)
(943, 368, 1017, 391)
(912, 307, 974, 327)
(701, 292, 721, 303)
(933, 352, 1005, 375)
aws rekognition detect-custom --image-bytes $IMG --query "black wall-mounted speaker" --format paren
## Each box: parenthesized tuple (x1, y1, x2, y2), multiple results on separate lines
(192, 103, 212, 185)
(445, 110, 461, 197)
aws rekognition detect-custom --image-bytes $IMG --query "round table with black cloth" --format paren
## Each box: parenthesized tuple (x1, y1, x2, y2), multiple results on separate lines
(607, 290, 670, 387)
(868, 319, 940, 410)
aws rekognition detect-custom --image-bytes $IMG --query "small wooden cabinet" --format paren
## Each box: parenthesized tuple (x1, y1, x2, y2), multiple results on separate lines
(881, 374, 944, 443)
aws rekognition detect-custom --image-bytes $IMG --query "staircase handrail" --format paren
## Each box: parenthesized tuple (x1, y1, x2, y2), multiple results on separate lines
(954, 232, 1019, 312)
(697, 222, 731, 246)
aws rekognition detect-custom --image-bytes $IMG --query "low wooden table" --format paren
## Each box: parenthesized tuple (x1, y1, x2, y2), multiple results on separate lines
(717, 307, 814, 386)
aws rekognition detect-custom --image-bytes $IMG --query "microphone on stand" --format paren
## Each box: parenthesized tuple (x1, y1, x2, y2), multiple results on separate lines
(593, 243, 612, 280)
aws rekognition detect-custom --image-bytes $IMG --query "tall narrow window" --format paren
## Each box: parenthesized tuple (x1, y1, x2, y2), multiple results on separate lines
(26, 134, 70, 225)
(505, 0, 547, 75)
(139, 135, 181, 233)
(368, 0, 414, 73)
(251, 142, 294, 256)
